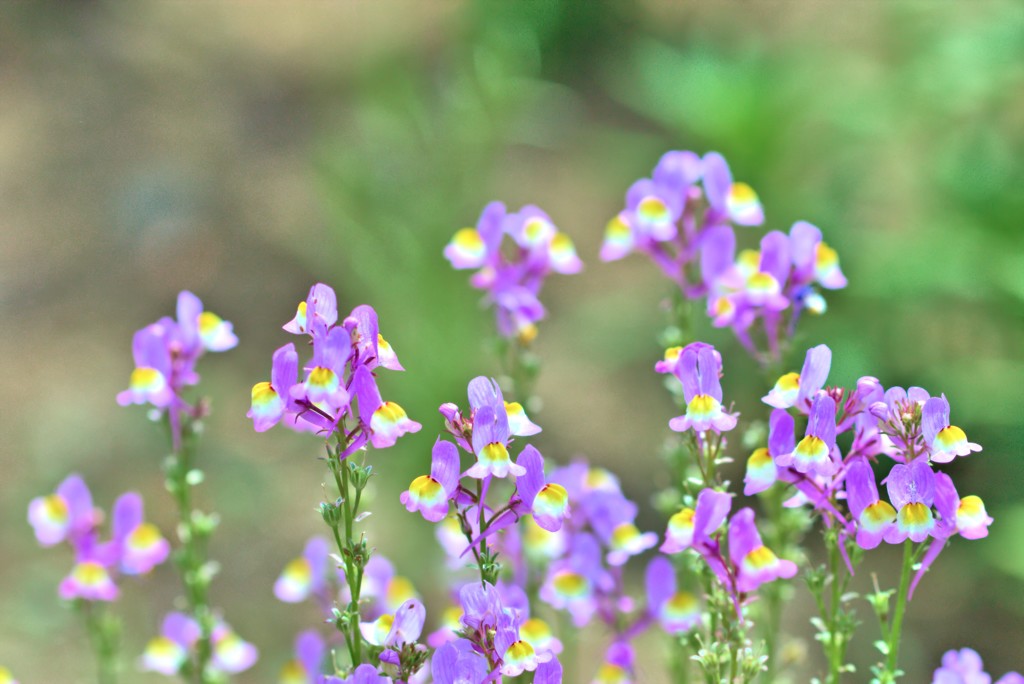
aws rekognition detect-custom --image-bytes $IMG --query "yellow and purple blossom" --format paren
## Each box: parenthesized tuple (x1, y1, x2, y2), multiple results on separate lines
(210, 622, 259, 674)
(846, 458, 897, 550)
(668, 343, 738, 434)
(516, 445, 570, 532)
(28, 474, 96, 548)
(885, 460, 936, 543)
(273, 537, 330, 604)
(278, 630, 324, 684)
(116, 324, 175, 408)
(790, 221, 846, 290)
(106, 492, 170, 576)
(923, 396, 982, 463)
(743, 447, 778, 496)
(248, 343, 299, 432)
(466, 402, 524, 479)
(401, 439, 460, 522)
(762, 344, 832, 411)
(519, 617, 563, 657)
(728, 507, 797, 593)
(59, 560, 119, 602)
(646, 556, 702, 634)
(788, 392, 838, 476)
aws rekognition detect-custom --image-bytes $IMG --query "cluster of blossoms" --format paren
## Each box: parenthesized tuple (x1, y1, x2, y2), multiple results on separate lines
(273, 538, 428, 682)
(744, 343, 993, 593)
(28, 475, 170, 603)
(658, 344, 796, 613)
(116, 290, 237, 442)
(931, 648, 1022, 684)
(249, 283, 420, 451)
(397, 377, 568, 678)
(602, 151, 846, 362)
(140, 612, 257, 678)
(444, 202, 582, 342)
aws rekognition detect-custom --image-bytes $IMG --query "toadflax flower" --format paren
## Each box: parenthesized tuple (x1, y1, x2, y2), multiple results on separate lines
(922, 396, 982, 463)
(668, 343, 737, 434)
(401, 439, 461, 522)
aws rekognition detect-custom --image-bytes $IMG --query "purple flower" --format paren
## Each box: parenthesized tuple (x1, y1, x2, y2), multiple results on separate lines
(744, 231, 790, 311)
(401, 439, 461, 522)
(728, 507, 797, 592)
(539, 534, 605, 627)
(762, 344, 831, 411)
(885, 460, 936, 543)
(786, 392, 837, 476)
(789, 221, 846, 290)
(248, 343, 299, 432)
(661, 488, 731, 555)
(515, 446, 570, 532)
(743, 447, 778, 496)
(341, 665, 391, 684)
(845, 458, 897, 550)
(668, 343, 738, 434)
(274, 537, 332, 604)
(292, 326, 351, 411)
(116, 323, 176, 408)
(141, 612, 199, 675)
(59, 560, 119, 602)
(102, 492, 170, 575)
(645, 556, 701, 634)
(279, 630, 325, 683)
(352, 366, 422, 450)
(28, 474, 96, 549)
(466, 404, 523, 479)
(923, 396, 982, 463)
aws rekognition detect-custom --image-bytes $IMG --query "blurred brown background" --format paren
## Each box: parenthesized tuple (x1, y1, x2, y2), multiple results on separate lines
(2, 1, 1022, 681)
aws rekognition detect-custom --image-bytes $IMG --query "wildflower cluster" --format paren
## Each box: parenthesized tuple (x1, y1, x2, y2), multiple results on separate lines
(29, 475, 170, 603)
(116, 290, 237, 445)
(444, 202, 582, 343)
(748, 345, 993, 679)
(602, 150, 846, 363)
(400, 378, 566, 677)
(249, 282, 420, 451)
(251, 282, 425, 680)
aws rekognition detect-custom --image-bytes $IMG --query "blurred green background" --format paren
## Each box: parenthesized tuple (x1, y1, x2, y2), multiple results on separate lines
(2, 1, 1022, 681)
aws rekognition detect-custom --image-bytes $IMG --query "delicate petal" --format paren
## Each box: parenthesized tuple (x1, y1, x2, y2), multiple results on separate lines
(385, 599, 425, 647)
(743, 448, 777, 496)
(796, 345, 832, 406)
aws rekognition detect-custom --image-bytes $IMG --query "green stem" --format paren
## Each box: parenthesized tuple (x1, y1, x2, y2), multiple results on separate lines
(164, 417, 214, 684)
(885, 541, 915, 674)
(328, 457, 364, 668)
(826, 533, 843, 684)
(81, 601, 118, 684)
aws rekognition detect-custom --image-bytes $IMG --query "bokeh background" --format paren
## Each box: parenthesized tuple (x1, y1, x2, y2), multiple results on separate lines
(2, 1, 1022, 681)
